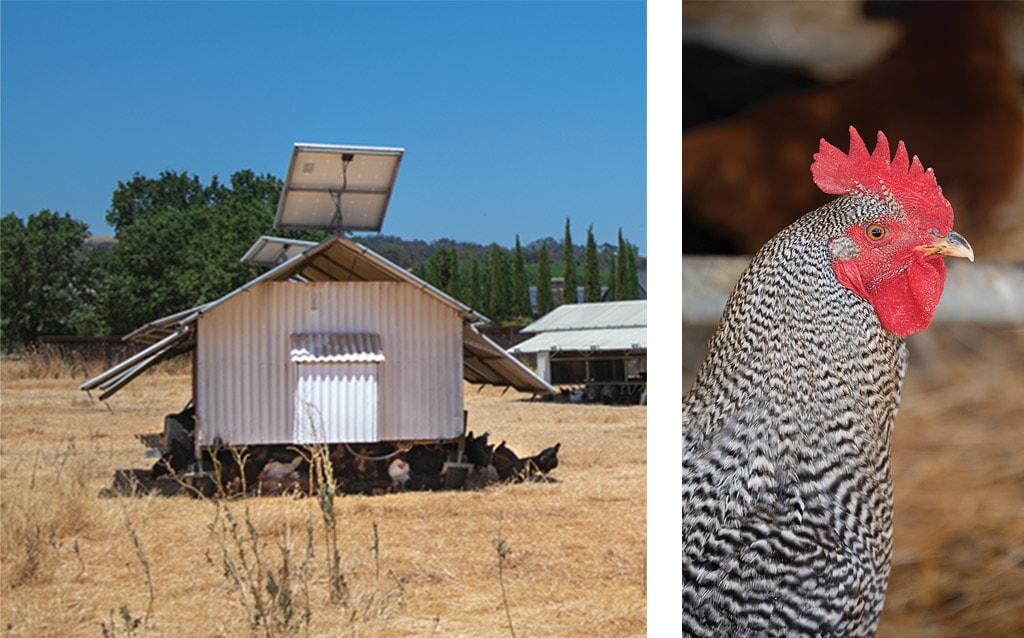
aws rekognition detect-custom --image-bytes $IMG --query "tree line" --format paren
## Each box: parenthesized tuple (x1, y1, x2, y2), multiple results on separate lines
(1, 170, 643, 352)
(415, 219, 642, 323)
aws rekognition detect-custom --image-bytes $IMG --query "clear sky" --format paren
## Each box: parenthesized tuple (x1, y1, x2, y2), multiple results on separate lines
(1, 0, 646, 253)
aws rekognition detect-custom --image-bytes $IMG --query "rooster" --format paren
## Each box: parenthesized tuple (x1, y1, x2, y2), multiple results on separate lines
(682, 127, 974, 635)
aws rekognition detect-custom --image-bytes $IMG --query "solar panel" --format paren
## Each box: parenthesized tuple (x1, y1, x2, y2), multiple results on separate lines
(273, 143, 404, 232)
(240, 235, 318, 268)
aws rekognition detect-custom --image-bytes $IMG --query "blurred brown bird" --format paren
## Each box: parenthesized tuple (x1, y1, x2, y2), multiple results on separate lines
(682, 1, 1024, 255)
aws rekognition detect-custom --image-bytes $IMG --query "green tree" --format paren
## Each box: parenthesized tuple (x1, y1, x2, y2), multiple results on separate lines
(468, 258, 483, 310)
(511, 235, 532, 318)
(106, 170, 214, 235)
(615, 229, 641, 300)
(562, 217, 576, 305)
(615, 228, 628, 300)
(624, 240, 640, 299)
(607, 251, 618, 301)
(0, 211, 98, 351)
(486, 244, 511, 322)
(583, 226, 601, 302)
(97, 170, 283, 334)
(535, 241, 554, 316)
(425, 246, 460, 299)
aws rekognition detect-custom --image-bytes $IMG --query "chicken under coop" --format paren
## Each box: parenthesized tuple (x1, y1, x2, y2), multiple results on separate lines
(104, 415, 561, 500)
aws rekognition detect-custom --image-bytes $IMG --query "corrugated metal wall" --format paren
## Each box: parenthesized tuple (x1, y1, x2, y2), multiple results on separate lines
(196, 281, 464, 446)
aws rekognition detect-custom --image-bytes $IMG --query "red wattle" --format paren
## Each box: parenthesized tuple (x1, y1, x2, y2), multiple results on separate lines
(833, 254, 947, 337)
(867, 256, 946, 337)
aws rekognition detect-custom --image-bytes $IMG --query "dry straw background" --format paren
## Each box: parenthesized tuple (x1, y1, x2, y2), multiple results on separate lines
(0, 359, 645, 637)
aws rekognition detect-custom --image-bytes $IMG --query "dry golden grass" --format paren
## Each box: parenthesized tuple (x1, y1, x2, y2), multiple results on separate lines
(0, 362, 645, 637)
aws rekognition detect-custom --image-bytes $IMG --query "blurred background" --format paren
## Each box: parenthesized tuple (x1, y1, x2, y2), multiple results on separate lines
(682, 2, 1024, 635)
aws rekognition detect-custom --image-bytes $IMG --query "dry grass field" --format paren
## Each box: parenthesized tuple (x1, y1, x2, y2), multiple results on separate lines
(0, 360, 645, 637)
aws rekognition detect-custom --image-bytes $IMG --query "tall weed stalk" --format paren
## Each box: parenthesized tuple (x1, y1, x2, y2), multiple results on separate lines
(207, 502, 313, 637)
(494, 513, 517, 638)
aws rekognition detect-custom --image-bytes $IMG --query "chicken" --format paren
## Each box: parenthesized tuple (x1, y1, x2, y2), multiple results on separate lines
(241, 446, 270, 488)
(681, 127, 974, 635)
(491, 441, 525, 481)
(259, 455, 303, 479)
(328, 445, 353, 478)
(405, 444, 447, 477)
(682, 1, 1024, 256)
(352, 446, 380, 481)
(525, 442, 561, 475)
(387, 457, 411, 490)
(464, 430, 494, 469)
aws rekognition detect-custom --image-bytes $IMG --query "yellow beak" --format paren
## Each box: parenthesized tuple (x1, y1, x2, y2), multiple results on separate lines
(919, 230, 974, 262)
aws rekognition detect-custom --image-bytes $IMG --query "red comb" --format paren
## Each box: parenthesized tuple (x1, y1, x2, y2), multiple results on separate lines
(811, 126, 953, 230)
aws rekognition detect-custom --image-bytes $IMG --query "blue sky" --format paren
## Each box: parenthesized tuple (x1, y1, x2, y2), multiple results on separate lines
(1, 0, 647, 253)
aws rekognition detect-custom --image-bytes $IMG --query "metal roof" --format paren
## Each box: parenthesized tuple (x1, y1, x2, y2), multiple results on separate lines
(122, 234, 485, 347)
(290, 333, 385, 364)
(511, 327, 647, 354)
(520, 299, 646, 334)
(82, 235, 555, 399)
(463, 324, 556, 393)
(511, 300, 647, 355)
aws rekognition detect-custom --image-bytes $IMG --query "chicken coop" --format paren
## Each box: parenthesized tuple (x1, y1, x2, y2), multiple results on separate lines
(81, 143, 555, 468)
(511, 300, 646, 404)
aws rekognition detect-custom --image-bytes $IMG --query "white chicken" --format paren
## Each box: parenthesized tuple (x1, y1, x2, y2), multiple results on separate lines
(387, 457, 411, 490)
(258, 456, 302, 479)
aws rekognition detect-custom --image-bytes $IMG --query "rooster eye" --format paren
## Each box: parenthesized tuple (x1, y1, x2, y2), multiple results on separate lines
(866, 224, 887, 241)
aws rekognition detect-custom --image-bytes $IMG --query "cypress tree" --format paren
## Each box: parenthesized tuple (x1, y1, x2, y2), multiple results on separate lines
(487, 244, 511, 322)
(562, 217, 576, 304)
(512, 235, 532, 318)
(584, 226, 601, 302)
(607, 251, 618, 301)
(468, 258, 482, 310)
(536, 240, 554, 316)
(624, 240, 641, 298)
(616, 228, 630, 300)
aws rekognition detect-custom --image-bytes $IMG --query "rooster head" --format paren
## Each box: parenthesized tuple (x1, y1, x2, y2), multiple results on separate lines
(811, 126, 974, 337)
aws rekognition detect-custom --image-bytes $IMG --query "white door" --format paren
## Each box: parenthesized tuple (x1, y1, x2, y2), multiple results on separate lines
(291, 333, 384, 443)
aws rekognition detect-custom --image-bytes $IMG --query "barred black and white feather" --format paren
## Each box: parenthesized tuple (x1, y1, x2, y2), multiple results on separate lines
(682, 195, 907, 637)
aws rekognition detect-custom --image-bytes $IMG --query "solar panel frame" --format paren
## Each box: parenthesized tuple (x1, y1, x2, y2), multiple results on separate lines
(273, 143, 404, 232)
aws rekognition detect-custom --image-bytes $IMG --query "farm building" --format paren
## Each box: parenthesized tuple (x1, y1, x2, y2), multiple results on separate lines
(81, 143, 555, 469)
(510, 299, 646, 404)
(81, 234, 555, 449)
